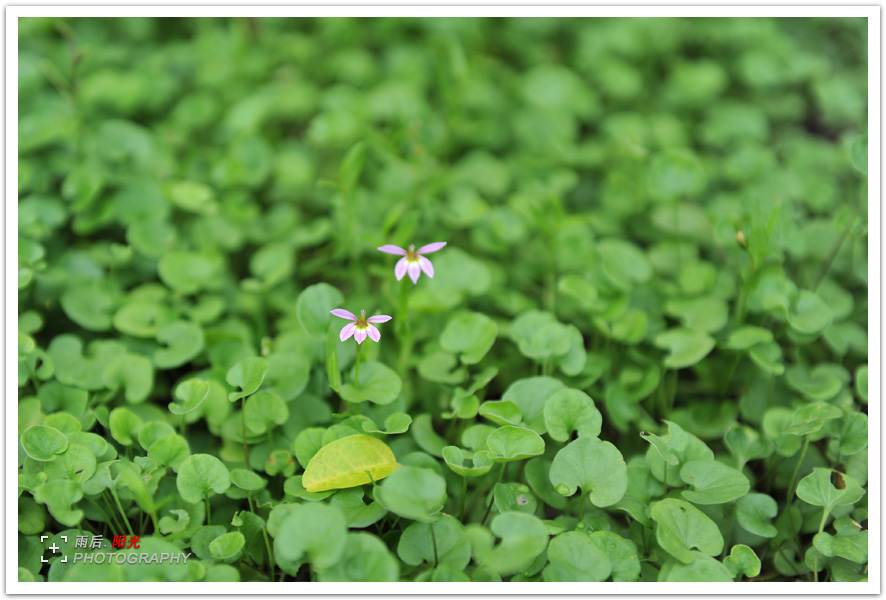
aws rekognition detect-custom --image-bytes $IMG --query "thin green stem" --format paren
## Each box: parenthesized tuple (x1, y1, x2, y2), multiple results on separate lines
(241, 400, 250, 470)
(249, 496, 276, 581)
(354, 340, 363, 388)
(481, 463, 506, 525)
(430, 522, 439, 566)
(205, 496, 212, 524)
(109, 487, 135, 537)
(461, 476, 468, 521)
(786, 436, 810, 507)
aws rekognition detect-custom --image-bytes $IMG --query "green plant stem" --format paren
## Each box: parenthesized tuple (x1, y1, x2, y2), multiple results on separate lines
(786, 436, 810, 507)
(205, 496, 212, 524)
(396, 279, 413, 377)
(249, 496, 276, 581)
(430, 521, 439, 566)
(241, 400, 251, 470)
(481, 463, 506, 525)
(109, 487, 135, 537)
(354, 340, 363, 388)
(461, 476, 468, 521)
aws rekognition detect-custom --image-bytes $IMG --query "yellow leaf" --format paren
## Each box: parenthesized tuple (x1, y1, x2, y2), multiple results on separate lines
(302, 434, 401, 493)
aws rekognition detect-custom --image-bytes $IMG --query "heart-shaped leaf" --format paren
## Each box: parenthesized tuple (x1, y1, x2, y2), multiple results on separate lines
(549, 436, 627, 507)
(302, 434, 400, 493)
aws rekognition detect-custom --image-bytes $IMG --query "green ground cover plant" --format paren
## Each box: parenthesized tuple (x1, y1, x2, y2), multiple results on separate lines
(17, 16, 868, 583)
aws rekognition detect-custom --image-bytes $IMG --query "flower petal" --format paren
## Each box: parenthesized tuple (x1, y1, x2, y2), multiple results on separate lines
(418, 256, 435, 278)
(367, 314, 392, 323)
(395, 257, 409, 280)
(366, 324, 380, 342)
(330, 308, 357, 321)
(407, 261, 421, 284)
(417, 241, 447, 254)
(378, 244, 407, 256)
(340, 323, 356, 342)
(354, 328, 368, 344)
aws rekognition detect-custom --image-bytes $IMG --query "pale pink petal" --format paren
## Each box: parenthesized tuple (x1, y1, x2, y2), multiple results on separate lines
(394, 257, 409, 280)
(354, 328, 368, 344)
(417, 242, 447, 254)
(330, 308, 357, 320)
(407, 261, 421, 284)
(378, 244, 407, 256)
(367, 315, 392, 323)
(340, 323, 356, 341)
(366, 324, 380, 342)
(418, 256, 435, 278)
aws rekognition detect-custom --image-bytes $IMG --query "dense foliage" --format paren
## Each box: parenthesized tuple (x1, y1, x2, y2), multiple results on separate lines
(18, 17, 869, 583)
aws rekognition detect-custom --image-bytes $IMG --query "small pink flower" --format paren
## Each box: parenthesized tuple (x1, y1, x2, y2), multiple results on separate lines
(378, 242, 447, 284)
(330, 308, 392, 344)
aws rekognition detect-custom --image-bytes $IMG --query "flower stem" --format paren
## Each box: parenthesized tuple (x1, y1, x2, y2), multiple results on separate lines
(481, 463, 506, 525)
(354, 340, 363, 388)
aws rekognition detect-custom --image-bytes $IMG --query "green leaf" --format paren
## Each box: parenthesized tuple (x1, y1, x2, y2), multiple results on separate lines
(588, 530, 641, 582)
(327, 488, 387, 528)
(32, 479, 83, 526)
(680, 460, 750, 505)
(176, 454, 231, 503)
(153, 321, 204, 369)
(274, 503, 347, 572)
(597, 238, 653, 290)
(147, 434, 190, 471)
(327, 350, 341, 393)
(340, 361, 402, 405)
(226, 356, 269, 402)
(543, 388, 603, 442)
(748, 342, 785, 375)
(440, 311, 497, 364)
(167, 180, 217, 213)
(549, 437, 627, 507)
(101, 352, 153, 404)
(296, 283, 343, 339)
(501, 376, 566, 434)
(21, 425, 67, 461)
(785, 403, 843, 436)
(229, 469, 266, 494)
(374, 466, 447, 523)
(361, 412, 412, 435)
(317, 532, 399, 582)
(654, 328, 716, 369)
(486, 426, 545, 462)
(543, 531, 611, 582)
(209, 531, 245, 562)
(244, 390, 288, 434)
(478, 401, 523, 427)
(169, 379, 209, 415)
(302, 434, 400, 493)
(441, 446, 494, 477)
(796, 468, 865, 514)
(723, 326, 773, 350)
(510, 310, 571, 361)
(648, 149, 707, 201)
(658, 552, 733, 582)
(650, 498, 725, 564)
(724, 545, 761, 579)
(158, 250, 222, 295)
(640, 431, 679, 466)
(465, 512, 548, 577)
(724, 425, 772, 468)
(813, 519, 867, 564)
(158, 509, 190, 534)
(60, 282, 115, 331)
(108, 407, 142, 446)
(735, 493, 779, 538)
(665, 296, 728, 334)
(787, 290, 834, 336)
(398, 515, 471, 569)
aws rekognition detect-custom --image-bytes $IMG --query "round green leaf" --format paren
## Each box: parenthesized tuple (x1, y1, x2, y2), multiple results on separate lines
(543, 388, 603, 442)
(796, 468, 865, 513)
(60, 283, 115, 331)
(501, 376, 565, 434)
(244, 390, 288, 434)
(680, 460, 750, 505)
(317, 532, 399, 582)
(658, 552, 733, 582)
(464, 512, 548, 577)
(176, 454, 232, 503)
(478, 400, 522, 427)
(650, 498, 724, 564)
(549, 436, 627, 507)
(441, 446, 494, 477)
(440, 311, 497, 365)
(340, 361, 402, 405)
(295, 283, 343, 339)
(724, 544, 761, 578)
(209, 532, 245, 562)
(787, 290, 834, 335)
(486, 426, 545, 462)
(274, 503, 347, 572)
(226, 356, 269, 402)
(398, 515, 471, 570)
(543, 531, 611, 582)
(361, 412, 412, 435)
(654, 327, 715, 369)
(374, 466, 447, 523)
(157, 250, 222, 295)
(169, 379, 209, 415)
(153, 321, 204, 369)
(735, 492, 779, 538)
(21, 424, 68, 461)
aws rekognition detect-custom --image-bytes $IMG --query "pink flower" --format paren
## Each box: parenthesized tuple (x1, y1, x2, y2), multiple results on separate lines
(378, 242, 447, 284)
(330, 308, 392, 344)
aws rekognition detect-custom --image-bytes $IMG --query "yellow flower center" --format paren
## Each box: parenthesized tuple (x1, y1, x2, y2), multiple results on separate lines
(406, 244, 418, 262)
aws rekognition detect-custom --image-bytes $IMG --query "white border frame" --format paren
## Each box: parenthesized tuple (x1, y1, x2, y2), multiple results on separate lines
(6, 5, 880, 596)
